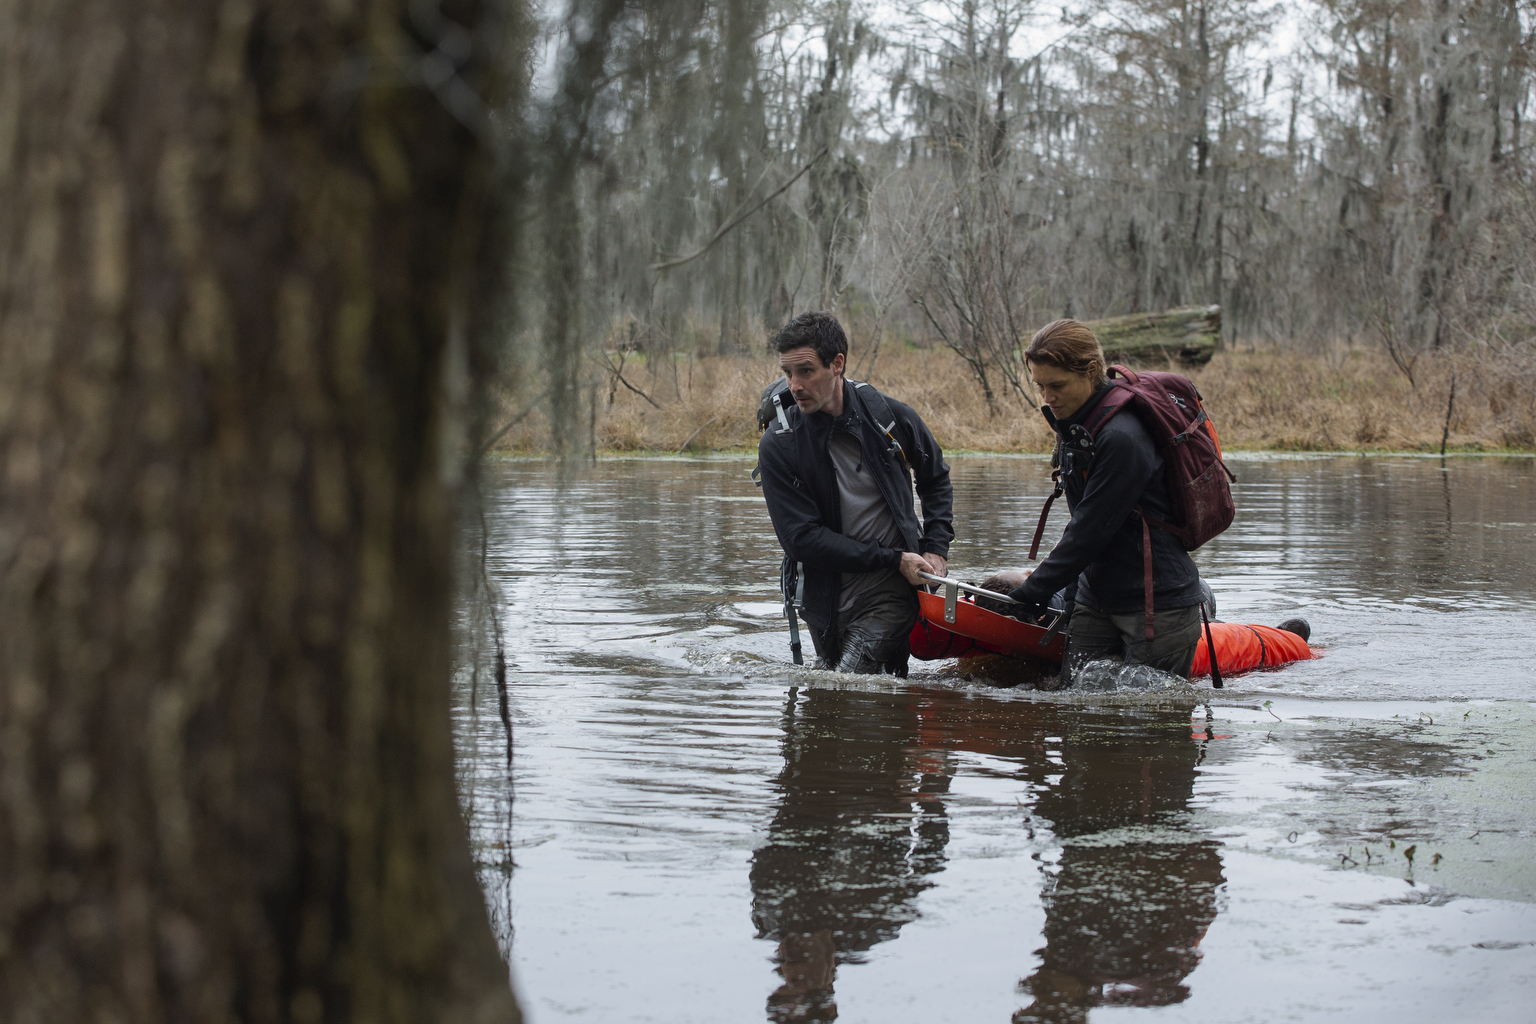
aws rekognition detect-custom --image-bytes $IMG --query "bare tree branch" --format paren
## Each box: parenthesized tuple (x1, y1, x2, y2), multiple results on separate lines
(651, 148, 829, 272)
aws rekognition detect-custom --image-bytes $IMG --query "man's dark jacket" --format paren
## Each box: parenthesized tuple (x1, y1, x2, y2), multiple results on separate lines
(757, 380, 953, 633)
(1014, 383, 1202, 615)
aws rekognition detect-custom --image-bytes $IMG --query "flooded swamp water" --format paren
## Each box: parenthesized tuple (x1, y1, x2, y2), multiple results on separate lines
(456, 454, 1536, 1024)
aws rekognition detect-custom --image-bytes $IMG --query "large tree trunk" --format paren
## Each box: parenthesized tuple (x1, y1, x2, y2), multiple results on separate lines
(0, 2, 521, 1021)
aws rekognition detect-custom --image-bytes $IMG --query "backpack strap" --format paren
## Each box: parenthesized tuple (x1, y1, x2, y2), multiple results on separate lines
(849, 380, 908, 467)
(1170, 406, 1208, 447)
(1083, 385, 1136, 439)
(1136, 505, 1155, 641)
(772, 391, 793, 433)
(1029, 471, 1063, 560)
(1096, 384, 1194, 541)
(784, 559, 806, 665)
(1203, 605, 1223, 689)
(750, 389, 796, 488)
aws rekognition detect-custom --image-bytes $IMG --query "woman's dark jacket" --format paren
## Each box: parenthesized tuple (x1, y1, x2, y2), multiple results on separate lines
(1014, 384, 1203, 615)
(757, 381, 953, 632)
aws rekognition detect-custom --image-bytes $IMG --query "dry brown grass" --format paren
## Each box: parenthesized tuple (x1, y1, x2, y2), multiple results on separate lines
(1196, 348, 1534, 452)
(489, 344, 1536, 454)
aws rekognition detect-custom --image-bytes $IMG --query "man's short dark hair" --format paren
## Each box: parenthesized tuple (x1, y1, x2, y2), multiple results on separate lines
(773, 311, 847, 368)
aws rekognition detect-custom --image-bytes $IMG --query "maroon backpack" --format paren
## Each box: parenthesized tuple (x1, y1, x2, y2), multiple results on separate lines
(1029, 364, 1236, 641)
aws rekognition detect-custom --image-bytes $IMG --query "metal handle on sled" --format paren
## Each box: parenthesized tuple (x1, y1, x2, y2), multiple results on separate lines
(916, 571, 1067, 648)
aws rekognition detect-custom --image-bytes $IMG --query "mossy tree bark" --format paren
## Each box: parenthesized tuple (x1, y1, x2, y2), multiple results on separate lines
(0, 1, 521, 1021)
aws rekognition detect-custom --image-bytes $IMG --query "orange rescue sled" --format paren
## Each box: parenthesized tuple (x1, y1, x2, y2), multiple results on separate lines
(911, 591, 1067, 664)
(911, 593, 1315, 678)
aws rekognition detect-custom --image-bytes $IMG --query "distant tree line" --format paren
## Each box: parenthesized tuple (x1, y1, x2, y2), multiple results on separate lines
(516, 0, 1536, 409)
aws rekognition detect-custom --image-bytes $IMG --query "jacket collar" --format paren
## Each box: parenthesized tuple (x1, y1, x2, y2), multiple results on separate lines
(1042, 381, 1114, 434)
(805, 379, 860, 435)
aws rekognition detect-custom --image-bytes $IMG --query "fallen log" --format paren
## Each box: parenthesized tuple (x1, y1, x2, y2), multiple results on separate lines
(1084, 305, 1221, 367)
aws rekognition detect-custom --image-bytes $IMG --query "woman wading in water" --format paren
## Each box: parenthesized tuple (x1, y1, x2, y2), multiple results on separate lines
(1005, 320, 1207, 688)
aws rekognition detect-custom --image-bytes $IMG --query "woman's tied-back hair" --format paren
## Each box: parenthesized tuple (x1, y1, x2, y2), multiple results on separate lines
(773, 311, 847, 368)
(1025, 319, 1109, 384)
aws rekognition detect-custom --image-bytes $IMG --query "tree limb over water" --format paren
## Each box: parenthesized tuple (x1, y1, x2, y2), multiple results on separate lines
(651, 147, 830, 272)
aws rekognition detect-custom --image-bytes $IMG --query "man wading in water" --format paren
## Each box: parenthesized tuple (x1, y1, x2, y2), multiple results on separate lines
(1006, 320, 1207, 688)
(757, 312, 954, 676)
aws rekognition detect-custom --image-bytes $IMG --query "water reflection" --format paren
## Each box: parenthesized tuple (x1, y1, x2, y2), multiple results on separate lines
(1008, 706, 1221, 1022)
(750, 691, 1222, 1022)
(750, 687, 954, 1021)
(480, 456, 1536, 1022)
